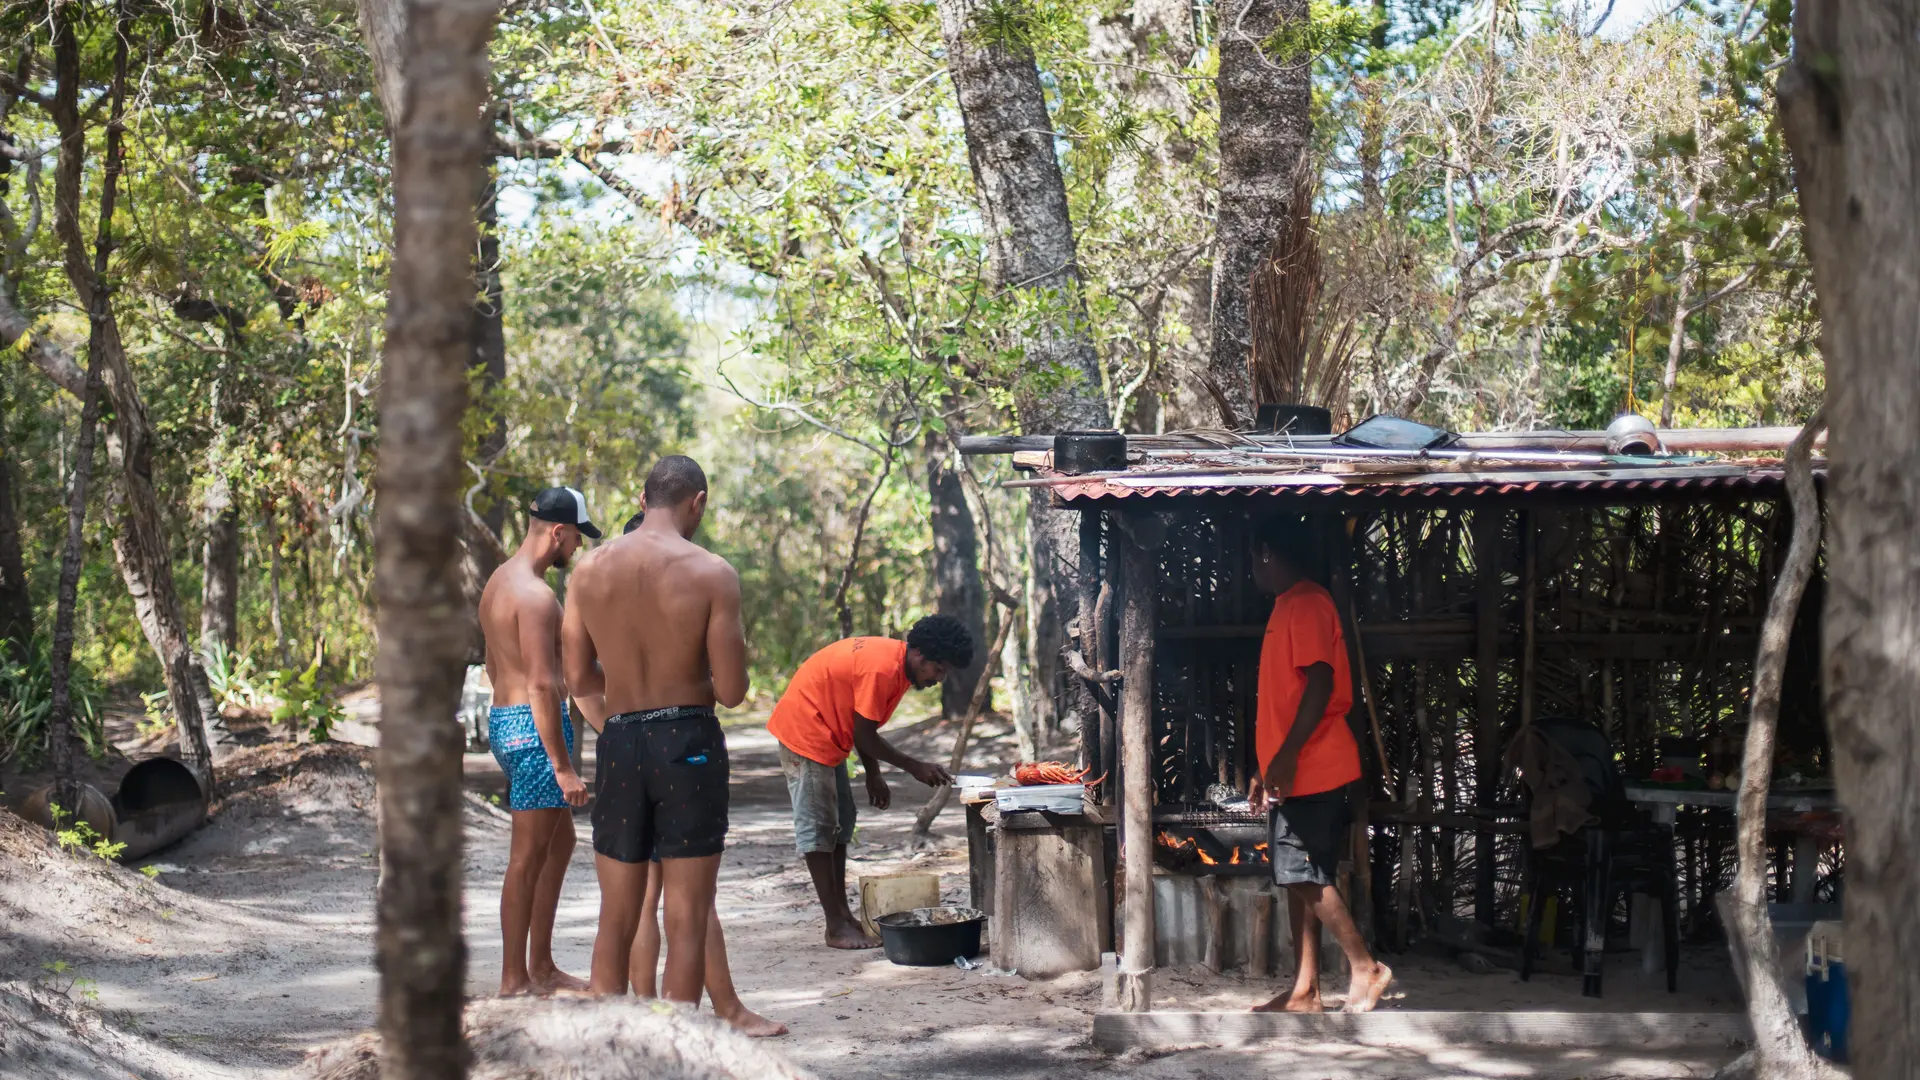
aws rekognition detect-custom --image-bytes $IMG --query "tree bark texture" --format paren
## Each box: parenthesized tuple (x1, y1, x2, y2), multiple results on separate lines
(51, 4, 217, 784)
(201, 492, 240, 656)
(357, 0, 408, 127)
(372, 0, 498, 1074)
(933, 0, 1113, 743)
(1778, 4, 1920, 1078)
(933, 0, 1109, 434)
(1726, 413, 1838, 1080)
(927, 427, 987, 717)
(1209, 0, 1312, 424)
(0, 418, 31, 659)
(43, 322, 105, 795)
(1116, 513, 1159, 1012)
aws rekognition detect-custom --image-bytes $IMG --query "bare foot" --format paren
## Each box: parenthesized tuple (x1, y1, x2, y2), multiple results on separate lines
(825, 923, 883, 950)
(1252, 990, 1322, 1013)
(498, 978, 536, 998)
(1343, 962, 1392, 1013)
(530, 966, 590, 995)
(716, 1003, 790, 1038)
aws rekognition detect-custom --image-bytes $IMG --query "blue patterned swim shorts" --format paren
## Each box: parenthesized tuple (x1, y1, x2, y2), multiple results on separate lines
(488, 703, 576, 812)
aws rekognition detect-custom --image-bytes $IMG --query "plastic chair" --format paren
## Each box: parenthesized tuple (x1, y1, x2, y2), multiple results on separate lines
(1517, 719, 1681, 997)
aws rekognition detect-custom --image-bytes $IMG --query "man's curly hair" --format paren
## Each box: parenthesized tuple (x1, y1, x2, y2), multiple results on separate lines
(906, 614, 974, 669)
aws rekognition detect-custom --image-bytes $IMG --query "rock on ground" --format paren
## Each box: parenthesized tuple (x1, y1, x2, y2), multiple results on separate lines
(301, 996, 820, 1080)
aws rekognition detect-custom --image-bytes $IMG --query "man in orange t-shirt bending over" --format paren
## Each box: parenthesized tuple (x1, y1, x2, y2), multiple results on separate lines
(1248, 518, 1391, 1014)
(768, 616, 972, 948)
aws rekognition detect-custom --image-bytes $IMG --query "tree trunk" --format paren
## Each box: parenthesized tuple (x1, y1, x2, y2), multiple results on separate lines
(266, 504, 289, 667)
(1722, 414, 1838, 1080)
(0, 418, 31, 660)
(1778, 5, 1920, 1078)
(201, 489, 240, 656)
(1658, 244, 1695, 429)
(43, 318, 106, 798)
(458, 163, 508, 666)
(371, 0, 498, 1074)
(933, 0, 1113, 746)
(1357, 0, 1388, 216)
(1208, 0, 1312, 424)
(51, 2, 218, 785)
(927, 426, 987, 717)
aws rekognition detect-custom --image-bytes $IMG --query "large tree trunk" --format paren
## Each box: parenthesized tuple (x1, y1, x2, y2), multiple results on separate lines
(49, 1, 217, 785)
(933, 0, 1113, 745)
(1778, 5, 1920, 1079)
(927, 426, 987, 717)
(1207, 0, 1312, 424)
(371, 0, 498, 1074)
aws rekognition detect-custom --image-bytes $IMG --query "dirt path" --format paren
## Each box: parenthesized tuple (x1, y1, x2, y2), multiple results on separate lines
(2, 715, 1736, 1079)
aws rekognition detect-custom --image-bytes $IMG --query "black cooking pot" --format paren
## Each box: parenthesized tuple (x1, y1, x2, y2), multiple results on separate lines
(1254, 403, 1333, 436)
(1052, 429, 1127, 475)
(875, 907, 986, 967)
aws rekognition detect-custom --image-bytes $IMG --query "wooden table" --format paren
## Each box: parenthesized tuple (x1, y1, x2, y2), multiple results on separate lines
(1623, 785, 1840, 903)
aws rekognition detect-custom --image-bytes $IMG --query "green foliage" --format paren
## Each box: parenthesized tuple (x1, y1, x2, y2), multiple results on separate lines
(39, 960, 100, 1003)
(48, 803, 127, 863)
(138, 691, 173, 740)
(0, 637, 107, 767)
(200, 642, 264, 715)
(1264, 1, 1382, 65)
(263, 648, 344, 743)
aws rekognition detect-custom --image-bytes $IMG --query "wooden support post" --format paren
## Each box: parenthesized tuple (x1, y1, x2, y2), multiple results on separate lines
(1117, 513, 1159, 1012)
(1472, 508, 1507, 927)
(1200, 875, 1225, 974)
(1249, 890, 1274, 977)
(1078, 508, 1103, 792)
(1519, 512, 1538, 731)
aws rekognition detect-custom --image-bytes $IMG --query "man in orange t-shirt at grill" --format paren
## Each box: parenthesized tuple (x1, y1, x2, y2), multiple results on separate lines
(1248, 517, 1392, 1014)
(768, 616, 972, 948)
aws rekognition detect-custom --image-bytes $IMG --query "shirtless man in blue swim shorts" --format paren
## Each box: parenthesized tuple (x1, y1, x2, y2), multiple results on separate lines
(478, 486, 601, 996)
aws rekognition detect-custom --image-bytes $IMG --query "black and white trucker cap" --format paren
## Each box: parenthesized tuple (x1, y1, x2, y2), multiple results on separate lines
(529, 486, 602, 539)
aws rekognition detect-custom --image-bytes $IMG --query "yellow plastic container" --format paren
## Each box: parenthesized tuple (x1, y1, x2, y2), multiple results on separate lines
(858, 872, 941, 938)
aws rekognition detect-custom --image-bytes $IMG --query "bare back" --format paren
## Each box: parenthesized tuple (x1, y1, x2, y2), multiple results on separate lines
(563, 523, 746, 714)
(478, 557, 562, 708)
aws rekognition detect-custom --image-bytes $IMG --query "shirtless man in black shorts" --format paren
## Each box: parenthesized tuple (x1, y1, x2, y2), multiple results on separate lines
(561, 455, 746, 1010)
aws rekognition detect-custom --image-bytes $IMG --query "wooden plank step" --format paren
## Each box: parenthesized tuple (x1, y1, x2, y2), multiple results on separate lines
(1091, 1010, 1753, 1052)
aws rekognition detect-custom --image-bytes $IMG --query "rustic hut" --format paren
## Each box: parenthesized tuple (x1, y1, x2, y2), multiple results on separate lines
(961, 426, 1836, 1038)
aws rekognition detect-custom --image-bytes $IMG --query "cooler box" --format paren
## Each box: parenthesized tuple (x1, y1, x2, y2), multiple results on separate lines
(995, 783, 1085, 814)
(1805, 920, 1848, 1064)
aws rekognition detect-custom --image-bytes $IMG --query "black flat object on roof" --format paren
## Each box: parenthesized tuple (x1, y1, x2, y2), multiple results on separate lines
(1334, 415, 1460, 451)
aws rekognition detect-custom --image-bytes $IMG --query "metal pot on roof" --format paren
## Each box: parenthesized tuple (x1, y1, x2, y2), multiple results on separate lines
(1605, 413, 1666, 456)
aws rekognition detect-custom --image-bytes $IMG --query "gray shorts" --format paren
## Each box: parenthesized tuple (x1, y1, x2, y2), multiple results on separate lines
(779, 744, 856, 854)
(1270, 786, 1352, 887)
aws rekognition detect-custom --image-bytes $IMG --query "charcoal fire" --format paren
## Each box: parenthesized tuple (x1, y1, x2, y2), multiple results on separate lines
(1153, 826, 1270, 875)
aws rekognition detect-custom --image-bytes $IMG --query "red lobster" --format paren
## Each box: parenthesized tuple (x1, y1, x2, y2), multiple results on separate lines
(1012, 761, 1106, 786)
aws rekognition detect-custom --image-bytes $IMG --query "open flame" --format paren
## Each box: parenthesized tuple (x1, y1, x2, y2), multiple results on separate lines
(1155, 830, 1271, 871)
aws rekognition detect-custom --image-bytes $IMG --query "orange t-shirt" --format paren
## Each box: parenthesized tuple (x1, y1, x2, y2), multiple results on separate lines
(1255, 580, 1361, 798)
(768, 637, 912, 767)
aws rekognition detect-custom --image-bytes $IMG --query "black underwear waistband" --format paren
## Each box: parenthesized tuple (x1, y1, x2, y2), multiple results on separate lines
(607, 705, 718, 726)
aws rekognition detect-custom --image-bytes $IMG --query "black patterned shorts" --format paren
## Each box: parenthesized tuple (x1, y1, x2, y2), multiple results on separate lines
(591, 706, 729, 863)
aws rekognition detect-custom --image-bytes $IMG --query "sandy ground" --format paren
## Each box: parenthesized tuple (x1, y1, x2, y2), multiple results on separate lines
(0, 707, 1741, 1080)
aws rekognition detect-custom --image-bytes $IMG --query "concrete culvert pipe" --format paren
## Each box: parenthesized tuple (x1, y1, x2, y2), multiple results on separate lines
(111, 757, 208, 860)
(21, 757, 208, 861)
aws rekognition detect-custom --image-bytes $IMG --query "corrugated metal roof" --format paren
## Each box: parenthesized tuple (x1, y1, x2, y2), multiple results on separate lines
(1027, 462, 1807, 503)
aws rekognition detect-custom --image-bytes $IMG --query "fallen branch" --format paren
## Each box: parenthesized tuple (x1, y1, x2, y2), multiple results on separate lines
(1718, 405, 1840, 1080)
